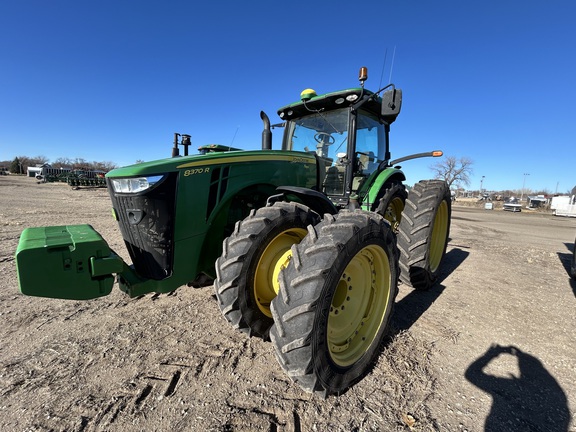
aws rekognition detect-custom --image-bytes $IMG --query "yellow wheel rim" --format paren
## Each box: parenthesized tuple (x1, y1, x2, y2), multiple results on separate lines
(384, 197, 404, 231)
(327, 245, 392, 367)
(254, 228, 307, 318)
(429, 200, 449, 272)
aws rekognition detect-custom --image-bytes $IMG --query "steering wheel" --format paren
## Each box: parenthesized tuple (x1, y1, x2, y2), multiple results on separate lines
(314, 132, 335, 145)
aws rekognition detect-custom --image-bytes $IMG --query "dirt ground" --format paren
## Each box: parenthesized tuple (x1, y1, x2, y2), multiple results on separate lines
(1, 175, 575, 432)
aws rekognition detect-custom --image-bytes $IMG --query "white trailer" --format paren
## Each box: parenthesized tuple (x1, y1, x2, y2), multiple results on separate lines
(552, 195, 576, 217)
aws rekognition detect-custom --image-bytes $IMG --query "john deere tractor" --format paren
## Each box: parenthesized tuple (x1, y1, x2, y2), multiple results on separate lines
(16, 67, 451, 396)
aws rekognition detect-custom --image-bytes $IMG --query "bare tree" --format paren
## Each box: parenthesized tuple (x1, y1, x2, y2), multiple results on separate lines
(7, 155, 118, 173)
(16, 155, 31, 173)
(91, 160, 117, 172)
(430, 156, 474, 189)
(72, 158, 88, 169)
(52, 157, 73, 169)
(24, 155, 50, 168)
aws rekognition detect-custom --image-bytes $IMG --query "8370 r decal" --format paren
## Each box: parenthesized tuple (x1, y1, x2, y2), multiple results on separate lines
(183, 167, 210, 176)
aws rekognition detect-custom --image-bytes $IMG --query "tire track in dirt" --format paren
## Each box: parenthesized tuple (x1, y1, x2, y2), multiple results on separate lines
(73, 364, 188, 430)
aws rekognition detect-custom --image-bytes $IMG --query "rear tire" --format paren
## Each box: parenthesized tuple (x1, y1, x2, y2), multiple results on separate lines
(397, 180, 451, 290)
(270, 211, 398, 396)
(214, 202, 320, 339)
(375, 181, 407, 232)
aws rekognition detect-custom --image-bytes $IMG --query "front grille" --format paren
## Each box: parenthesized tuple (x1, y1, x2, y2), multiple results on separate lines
(108, 173, 178, 280)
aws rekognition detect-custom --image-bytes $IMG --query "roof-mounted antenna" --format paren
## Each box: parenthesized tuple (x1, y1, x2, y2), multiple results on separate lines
(388, 45, 396, 84)
(229, 126, 239, 150)
(379, 48, 388, 89)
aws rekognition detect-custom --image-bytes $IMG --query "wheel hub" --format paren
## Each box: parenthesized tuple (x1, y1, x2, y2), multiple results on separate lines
(429, 200, 449, 272)
(385, 197, 404, 231)
(254, 228, 307, 318)
(327, 245, 391, 367)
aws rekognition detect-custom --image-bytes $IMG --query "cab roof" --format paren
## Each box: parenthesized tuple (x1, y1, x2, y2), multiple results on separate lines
(277, 88, 383, 121)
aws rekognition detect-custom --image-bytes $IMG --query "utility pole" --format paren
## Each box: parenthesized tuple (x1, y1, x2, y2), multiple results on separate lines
(520, 173, 530, 202)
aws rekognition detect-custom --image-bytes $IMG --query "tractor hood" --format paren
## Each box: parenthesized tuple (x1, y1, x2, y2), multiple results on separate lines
(105, 150, 316, 179)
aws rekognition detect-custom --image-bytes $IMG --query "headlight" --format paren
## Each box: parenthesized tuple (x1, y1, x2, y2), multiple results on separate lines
(110, 175, 164, 193)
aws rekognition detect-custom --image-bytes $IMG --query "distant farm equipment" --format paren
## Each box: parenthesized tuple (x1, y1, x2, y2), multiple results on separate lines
(36, 167, 107, 188)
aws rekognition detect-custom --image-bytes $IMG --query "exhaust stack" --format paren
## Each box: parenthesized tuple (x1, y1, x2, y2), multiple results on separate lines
(260, 111, 272, 150)
(172, 133, 180, 157)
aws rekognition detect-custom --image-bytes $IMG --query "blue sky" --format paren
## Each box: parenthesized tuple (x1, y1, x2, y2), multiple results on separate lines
(1, 1, 575, 193)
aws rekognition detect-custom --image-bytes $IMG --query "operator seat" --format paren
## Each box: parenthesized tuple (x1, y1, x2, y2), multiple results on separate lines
(324, 165, 345, 195)
(324, 153, 346, 195)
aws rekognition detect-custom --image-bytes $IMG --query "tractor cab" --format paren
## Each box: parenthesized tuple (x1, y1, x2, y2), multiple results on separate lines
(277, 68, 402, 208)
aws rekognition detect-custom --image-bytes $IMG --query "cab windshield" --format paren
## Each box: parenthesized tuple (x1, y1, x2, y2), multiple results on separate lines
(286, 108, 386, 195)
(287, 108, 385, 172)
(287, 108, 349, 162)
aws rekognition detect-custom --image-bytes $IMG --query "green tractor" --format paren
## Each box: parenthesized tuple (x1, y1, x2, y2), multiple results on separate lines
(16, 67, 451, 396)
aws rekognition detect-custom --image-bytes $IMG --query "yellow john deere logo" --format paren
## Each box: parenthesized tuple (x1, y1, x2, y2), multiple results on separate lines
(176, 154, 316, 169)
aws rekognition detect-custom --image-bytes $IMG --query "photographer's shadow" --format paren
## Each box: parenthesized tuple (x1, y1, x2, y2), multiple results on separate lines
(465, 344, 570, 431)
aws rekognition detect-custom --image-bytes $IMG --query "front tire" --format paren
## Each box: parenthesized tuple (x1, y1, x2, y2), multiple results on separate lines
(215, 202, 320, 339)
(397, 180, 451, 290)
(270, 211, 399, 396)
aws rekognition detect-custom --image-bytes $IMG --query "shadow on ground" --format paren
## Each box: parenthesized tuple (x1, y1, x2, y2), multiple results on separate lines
(465, 344, 571, 432)
(558, 241, 575, 297)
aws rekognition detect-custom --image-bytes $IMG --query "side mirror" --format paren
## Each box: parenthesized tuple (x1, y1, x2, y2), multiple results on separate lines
(381, 88, 402, 124)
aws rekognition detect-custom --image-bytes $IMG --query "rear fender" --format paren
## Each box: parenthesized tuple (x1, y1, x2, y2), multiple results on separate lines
(360, 168, 406, 211)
